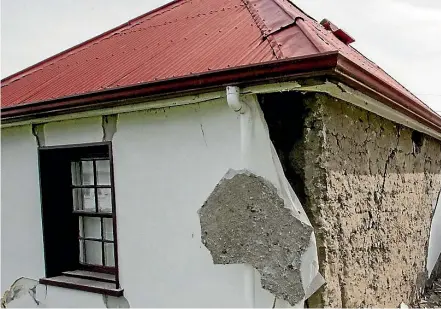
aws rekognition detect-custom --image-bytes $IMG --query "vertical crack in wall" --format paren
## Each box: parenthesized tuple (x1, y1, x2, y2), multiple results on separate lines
(200, 123, 208, 147)
(102, 115, 118, 142)
(31, 124, 46, 147)
(379, 125, 402, 204)
(199, 169, 313, 306)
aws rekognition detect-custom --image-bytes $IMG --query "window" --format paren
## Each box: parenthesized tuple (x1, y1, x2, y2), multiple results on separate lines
(38, 142, 122, 296)
(72, 159, 115, 268)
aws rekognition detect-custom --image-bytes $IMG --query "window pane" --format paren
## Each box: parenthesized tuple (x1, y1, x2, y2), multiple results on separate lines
(79, 240, 85, 263)
(79, 217, 84, 237)
(81, 161, 94, 185)
(104, 243, 115, 267)
(85, 240, 102, 265)
(96, 160, 111, 185)
(98, 188, 112, 213)
(72, 188, 83, 211)
(71, 162, 81, 185)
(72, 188, 95, 211)
(103, 218, 113, 241)
(83, 217, 101, 239)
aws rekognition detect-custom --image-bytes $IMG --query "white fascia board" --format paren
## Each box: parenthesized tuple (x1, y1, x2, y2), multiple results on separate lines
(2, 80, 440, 141)
(1, 91, 225, 128)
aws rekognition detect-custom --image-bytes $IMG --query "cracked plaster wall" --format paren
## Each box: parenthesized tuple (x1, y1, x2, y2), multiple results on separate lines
(2, 99, 280, 307)
(261, 92, 441, 307)
(2, 117, 127, 308)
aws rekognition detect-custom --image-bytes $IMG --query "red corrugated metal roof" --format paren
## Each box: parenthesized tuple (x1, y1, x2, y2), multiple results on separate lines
(1, 0, 278, 107)
(0, 0, 433, 118)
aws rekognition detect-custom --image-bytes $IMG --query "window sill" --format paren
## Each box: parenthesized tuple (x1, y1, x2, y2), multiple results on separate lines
(39, 274, 123, 297)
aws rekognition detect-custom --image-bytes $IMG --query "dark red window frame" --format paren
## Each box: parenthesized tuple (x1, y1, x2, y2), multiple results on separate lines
(38, 142, 121, 294)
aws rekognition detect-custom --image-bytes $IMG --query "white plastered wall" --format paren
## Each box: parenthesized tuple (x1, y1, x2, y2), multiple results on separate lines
(428, 191, 441, 277)
(1, 98, 276, 307)
(1, 125, 45, 289)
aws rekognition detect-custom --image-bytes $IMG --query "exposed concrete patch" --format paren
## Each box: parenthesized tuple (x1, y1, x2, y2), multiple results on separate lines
(1, 277, 44, 308)
(103, 295, 130, 308)
(198, 169, 313, 306)
(31, 124, 46, 147)
(102, 115, 118, 141)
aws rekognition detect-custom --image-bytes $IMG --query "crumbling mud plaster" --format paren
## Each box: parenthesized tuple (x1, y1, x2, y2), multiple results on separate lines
(198, 170, 313, 306)
(262, 92, 441, 307)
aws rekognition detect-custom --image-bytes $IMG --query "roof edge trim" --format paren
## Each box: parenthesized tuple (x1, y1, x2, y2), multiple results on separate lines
(2, 51, 441, 137)
(1, 51, 339, 120)
(335, 54, 441, 132)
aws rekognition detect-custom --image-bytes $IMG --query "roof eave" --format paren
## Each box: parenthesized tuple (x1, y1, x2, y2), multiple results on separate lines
(335, 54, 441, 133)
(1, 52, 339, 121)
(2, 51, 441, 137)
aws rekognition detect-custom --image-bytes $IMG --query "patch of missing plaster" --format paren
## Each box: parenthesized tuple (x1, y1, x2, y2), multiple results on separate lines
(412, 130, 424, 156)
(198, 169, 313, 306)
(102, 115, 118, 141)
(31, 124, 46, 147)
(1, 277, 41, 308)
(103, 295, 130, 308)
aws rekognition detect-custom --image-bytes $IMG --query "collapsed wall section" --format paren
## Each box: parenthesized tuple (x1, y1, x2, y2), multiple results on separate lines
(260, 92, 441, 307)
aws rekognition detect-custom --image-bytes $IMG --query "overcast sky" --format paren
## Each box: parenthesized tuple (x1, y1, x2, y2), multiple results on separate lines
(1, 0, 440, 112)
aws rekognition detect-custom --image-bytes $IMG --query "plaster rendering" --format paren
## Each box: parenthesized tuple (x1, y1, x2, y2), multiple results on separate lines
(199, 169, 313, 305)
(1, 98, 289, 307)
(428, 190, 441, 279)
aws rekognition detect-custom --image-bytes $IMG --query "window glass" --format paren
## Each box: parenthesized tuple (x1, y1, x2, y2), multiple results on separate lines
(69, 151, 117, 273)
(104, 243, 115, 267)
(79, 240, 85, 263)
(71, 162, 81, 185)
(103, 218, 113, 241)
(96, 160, 111, 185)
(72, 188, 95, 211)
(83, 217, 101, 239)
(81, 161, 94, 185)
(84, 241, 102, 265)
(98, 188, 112, 212)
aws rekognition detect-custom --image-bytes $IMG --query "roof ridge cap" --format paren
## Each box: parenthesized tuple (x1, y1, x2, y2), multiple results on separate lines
(271, 0, 330, 53)
(1, 0, 188, 85)
(241, 0, 284, 59)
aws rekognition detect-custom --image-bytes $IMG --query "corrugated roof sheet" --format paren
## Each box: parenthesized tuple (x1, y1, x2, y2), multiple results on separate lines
(0, 0, 427, 110)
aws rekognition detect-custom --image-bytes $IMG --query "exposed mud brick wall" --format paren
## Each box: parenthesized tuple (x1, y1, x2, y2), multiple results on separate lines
(261, 92, 441, 307)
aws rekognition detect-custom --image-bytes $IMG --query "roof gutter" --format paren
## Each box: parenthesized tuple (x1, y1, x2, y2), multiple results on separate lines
(1, 52, 338, 122)
(2, 51, 441, 136)
(335, 54, 441, 133)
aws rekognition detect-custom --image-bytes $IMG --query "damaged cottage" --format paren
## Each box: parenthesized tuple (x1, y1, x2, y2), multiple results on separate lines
(1, 0, 441, 307)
